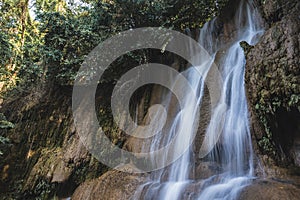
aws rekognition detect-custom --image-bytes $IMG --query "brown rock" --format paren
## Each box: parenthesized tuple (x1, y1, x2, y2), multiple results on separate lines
(195, 162, 221, 180)
(72, 164, 148, 200)
(245, 0, 300, 166)
(238, 179, 300, 200)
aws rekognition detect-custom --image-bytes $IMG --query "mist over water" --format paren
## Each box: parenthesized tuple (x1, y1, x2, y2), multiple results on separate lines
(133, 1, 264, 199)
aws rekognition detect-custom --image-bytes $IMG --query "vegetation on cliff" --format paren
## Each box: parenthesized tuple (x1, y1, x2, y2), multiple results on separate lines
(0, 0, 299, 199)
(0, 0, 229, 199)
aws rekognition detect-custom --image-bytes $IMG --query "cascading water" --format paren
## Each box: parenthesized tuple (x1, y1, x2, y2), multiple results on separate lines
(133, 0, 264, 199)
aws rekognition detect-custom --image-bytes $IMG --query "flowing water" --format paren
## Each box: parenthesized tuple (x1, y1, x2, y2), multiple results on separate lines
(133, 1, 264, 199)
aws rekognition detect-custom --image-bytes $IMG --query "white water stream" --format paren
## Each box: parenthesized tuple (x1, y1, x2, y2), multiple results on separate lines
(133, 1, 264, 199)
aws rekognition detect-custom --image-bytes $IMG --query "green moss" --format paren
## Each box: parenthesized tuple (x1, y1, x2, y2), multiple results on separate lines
(288, 94, 300, 110)
(255, 102, 276, 156)
(34, 179, 56, 200)
(0, 112, 13, 156)
(240, 41, 253, 55)
(255, 90, 299, 161)
(0, 112, 14, 128)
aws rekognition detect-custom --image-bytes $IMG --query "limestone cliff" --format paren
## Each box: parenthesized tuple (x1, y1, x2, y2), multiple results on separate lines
(246, 0, 300, 171)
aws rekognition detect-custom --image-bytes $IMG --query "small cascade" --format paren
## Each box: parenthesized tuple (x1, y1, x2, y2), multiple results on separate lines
(133, 1, 264, 199)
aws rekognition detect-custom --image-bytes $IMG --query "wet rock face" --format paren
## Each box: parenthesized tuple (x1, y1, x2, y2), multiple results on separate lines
(195, 161, 221, 180)
(246, 0, 300, 166)
(0, 86, 108, 199)
(238, 179, 300, 200)
(72, 164, 147, 200)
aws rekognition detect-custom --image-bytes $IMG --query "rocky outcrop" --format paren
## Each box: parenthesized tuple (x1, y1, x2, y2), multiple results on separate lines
(0, 86, 109, 199)
(72, 164, 147, 200)
(239, 179, 300, 200)
(245, 0, 300, 170)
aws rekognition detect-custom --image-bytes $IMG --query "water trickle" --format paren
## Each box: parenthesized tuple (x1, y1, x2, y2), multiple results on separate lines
(133, 1, 264, 199)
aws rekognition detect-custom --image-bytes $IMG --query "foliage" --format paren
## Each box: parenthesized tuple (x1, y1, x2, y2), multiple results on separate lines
(38, 10, 101, 84)
(0, 0, 230, 198)
(255, 103, 276, 156)
(0, 135, 10, 156)
(0, 113, 14, 128)
(0, 113, 13, 155)
(0, 0, 43, 91)
(0, 32, 12, 66)
(255, 92, 300, 159)
(0, 0, 228, 89)
(27, 178, 56, 200)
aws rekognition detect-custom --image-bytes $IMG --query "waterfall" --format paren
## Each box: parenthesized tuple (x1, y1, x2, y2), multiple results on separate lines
(133, 0, 264, 199)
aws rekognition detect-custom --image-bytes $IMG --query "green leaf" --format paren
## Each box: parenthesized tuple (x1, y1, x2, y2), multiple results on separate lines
(0, 120, 15, 129)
